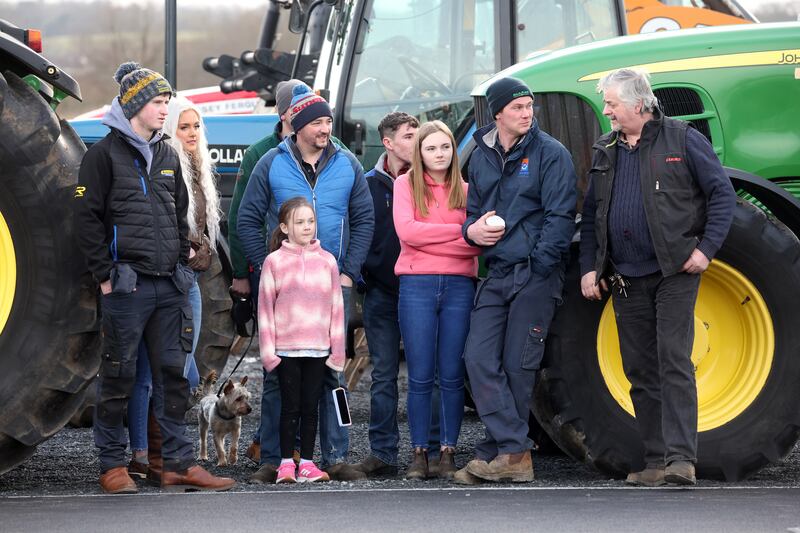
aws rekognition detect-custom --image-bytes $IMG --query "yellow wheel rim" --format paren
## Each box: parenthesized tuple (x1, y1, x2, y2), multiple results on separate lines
(0, 210, 16, 335)
(597, 260, 774, 432)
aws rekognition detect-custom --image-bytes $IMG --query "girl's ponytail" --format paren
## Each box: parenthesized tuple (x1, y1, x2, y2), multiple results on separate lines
(269, 225, 287, 253)
(269, 196, 316, 253)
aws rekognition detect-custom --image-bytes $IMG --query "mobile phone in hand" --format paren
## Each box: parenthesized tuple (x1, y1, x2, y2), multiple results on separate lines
(332, 387, 351, 427)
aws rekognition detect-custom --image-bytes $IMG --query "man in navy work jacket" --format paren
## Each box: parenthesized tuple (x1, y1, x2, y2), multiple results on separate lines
(456, 77, 577, 484)
(580, 68, 735, 487)
(237, 85, 374, 481)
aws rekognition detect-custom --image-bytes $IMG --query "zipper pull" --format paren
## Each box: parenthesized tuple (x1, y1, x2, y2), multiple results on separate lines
(655, 180, 660, 191)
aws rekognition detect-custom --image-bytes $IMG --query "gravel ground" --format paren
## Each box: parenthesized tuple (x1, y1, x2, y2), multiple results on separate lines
(1, 351, 798, 496)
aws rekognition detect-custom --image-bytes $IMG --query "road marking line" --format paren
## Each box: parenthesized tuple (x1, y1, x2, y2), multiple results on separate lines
(3, 485, 800, 499)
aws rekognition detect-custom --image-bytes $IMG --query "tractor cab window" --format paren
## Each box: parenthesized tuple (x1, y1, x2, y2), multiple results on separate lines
(515, 0, 621, 59)
(341, 0, 497, 168)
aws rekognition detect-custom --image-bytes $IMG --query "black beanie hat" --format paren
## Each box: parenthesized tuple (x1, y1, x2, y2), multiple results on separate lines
(486, 77, 533, 118)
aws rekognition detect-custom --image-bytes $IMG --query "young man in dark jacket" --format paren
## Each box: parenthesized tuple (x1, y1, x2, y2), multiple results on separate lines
(74, 62, 234, 494)
(353, 112, 418, 476)
(456, 77, 577, 484)
(580, 69, 735, 487)
(238, 85, 374, 481)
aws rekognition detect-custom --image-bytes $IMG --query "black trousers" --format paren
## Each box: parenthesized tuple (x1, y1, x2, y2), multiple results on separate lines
(612, 271, 701, 466)
(277, 357, 327, 460)
(94, 273, 195, 473)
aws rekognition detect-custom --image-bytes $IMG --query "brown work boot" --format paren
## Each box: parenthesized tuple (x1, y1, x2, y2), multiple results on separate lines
(161, 465, 235, 492)
(466, 451, 534, 483)
(323, 462, 367, 481)
(146, 409, 163, 486)
(249, 463, 278, 484)
(625, 465, 666, 487)
(453, 461, 487, 485)
(665, 460, 696, 486)
(99, 466, 138, 494)
(353, 455, 398, 477)
(245, 441, 260, 465)
(437, 447, 457, 480)
(404, 447, 428, 480)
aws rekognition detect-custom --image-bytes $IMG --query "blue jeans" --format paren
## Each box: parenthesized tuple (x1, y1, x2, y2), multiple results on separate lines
(362, 286, 401, 465)
(128, 279, 201, 452)
(398, 275, 474, 449)
(255, 268, 351, 467)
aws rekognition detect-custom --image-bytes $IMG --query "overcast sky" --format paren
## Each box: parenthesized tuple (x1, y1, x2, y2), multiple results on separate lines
(28, 0, 800, 17)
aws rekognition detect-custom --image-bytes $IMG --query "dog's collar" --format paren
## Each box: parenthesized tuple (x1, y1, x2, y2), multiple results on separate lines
(215, 401, 237, 420)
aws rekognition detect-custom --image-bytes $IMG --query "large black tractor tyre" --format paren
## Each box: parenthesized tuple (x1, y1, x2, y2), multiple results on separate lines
(0, 71, 101, 474)
(534, 200, 800, 481)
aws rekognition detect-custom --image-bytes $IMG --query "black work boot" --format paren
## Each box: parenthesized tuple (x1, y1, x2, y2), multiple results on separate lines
(404, 447, 428, 480)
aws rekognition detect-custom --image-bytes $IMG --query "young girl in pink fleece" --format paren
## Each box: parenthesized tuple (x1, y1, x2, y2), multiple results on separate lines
(393, 120, 480, 480)
(258, 196, 345, 484)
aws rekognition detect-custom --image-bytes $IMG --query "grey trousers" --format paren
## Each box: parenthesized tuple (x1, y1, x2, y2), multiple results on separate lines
(464, 265, 563, 461)
(612, 271, 701, 466)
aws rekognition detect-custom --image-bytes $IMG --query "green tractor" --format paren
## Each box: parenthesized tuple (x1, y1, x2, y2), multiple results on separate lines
(467, 21, 800, 481)
(0, 20, 99, 473)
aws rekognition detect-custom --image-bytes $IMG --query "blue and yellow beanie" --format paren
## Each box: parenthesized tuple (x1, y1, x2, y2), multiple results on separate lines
(114, 61, 173, 119)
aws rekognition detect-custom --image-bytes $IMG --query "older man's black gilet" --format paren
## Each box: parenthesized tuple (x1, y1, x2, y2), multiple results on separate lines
(589, 112, 707, 277)
(106, 129, 182, 276)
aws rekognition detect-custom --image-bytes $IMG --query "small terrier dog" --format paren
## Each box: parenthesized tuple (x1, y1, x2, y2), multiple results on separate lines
(197, 370, 253, 467)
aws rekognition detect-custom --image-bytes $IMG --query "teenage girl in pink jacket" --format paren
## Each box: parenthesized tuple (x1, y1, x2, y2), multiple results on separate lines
(393, 120, 480, 480)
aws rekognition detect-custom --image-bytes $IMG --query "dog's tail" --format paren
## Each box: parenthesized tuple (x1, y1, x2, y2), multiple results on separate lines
(196, 369, 218, 400)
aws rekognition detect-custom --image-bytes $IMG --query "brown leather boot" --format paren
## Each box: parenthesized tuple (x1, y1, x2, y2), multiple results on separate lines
(665, 460, 696, 486)
(161, 465, 236, 492)
(245, 441, 261, 464)
(466, 451, 534, 483)
(99, 466, 138, 494)
(404, 447, 428, 480)
(626, 465, 666, 487)
(453, 461, 487, 485)
(437, 447, 457, 480)
(146, 409, 163, 486)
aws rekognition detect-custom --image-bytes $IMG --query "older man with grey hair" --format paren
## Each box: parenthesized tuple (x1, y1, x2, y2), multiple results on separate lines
(579, 68, 735, 486)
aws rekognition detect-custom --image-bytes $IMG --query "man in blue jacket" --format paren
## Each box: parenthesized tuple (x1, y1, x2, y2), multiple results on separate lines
(238, 85, 374, 481)
(456, 77, 577, 484)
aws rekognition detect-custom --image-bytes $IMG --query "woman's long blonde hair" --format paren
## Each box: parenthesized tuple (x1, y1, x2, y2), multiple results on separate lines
(408, 120, 465, 218)
(163, 96, 221, 250)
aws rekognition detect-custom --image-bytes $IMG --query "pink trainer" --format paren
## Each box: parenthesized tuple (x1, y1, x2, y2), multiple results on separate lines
(297, 462, 330, 483)
(276, 462, 297, 484)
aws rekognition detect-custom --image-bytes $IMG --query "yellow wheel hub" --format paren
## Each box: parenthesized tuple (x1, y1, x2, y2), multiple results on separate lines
(0, 210, 16, 335)
(597, 260, 773, 431)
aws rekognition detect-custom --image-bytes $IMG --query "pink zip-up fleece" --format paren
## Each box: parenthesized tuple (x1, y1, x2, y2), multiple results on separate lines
(393, 172, 480, 277)
(258, 239, 345, 372)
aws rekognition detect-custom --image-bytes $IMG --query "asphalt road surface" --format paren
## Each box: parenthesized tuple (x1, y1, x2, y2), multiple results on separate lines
(2, 486, 800, 533)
